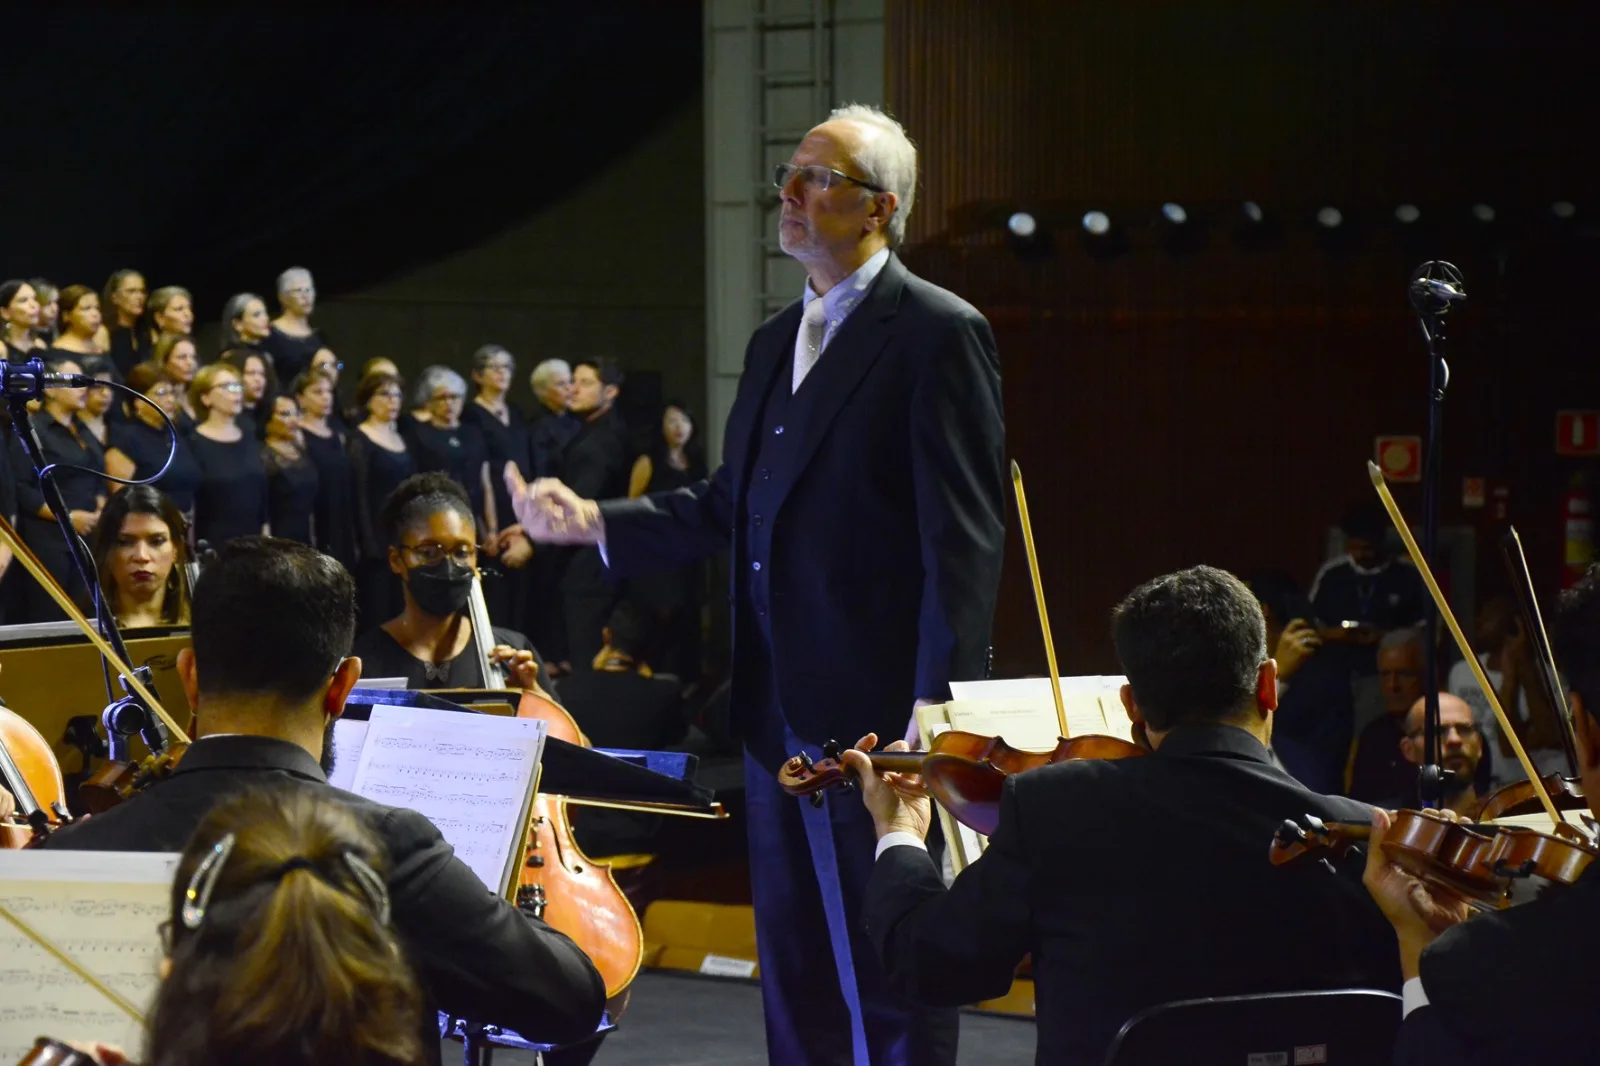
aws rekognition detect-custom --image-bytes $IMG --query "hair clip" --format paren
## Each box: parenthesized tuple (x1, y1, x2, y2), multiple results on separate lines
(343, 852, 391, 926)
(182, 833, 237, 929)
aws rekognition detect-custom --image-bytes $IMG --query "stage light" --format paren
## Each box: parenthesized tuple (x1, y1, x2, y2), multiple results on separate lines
(1316, 206, 1344, 229)
(1078, 210, 1128, 260)
(1395, 204, 1421, 224)
(1470, 203, 1496, 224)
(1242, 201, 1264, 224)
(1160, 202, 1188, 225)
(1155, 201, 1203, 255)
(1553, 200, 1577, 220)
(1007, 212, 1037, 238)
(1003, 209, 1053, 261)
(1082, 211, 1111, 236)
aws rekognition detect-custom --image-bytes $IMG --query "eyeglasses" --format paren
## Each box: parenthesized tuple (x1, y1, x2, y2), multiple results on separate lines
(214, 382, 243, 394)
(315, 359, 344, 372)
(401, 542, 478, 566)
(284, 287, 315, 297)
(432, 393, 464, 403)
(773, 163, 886, 194)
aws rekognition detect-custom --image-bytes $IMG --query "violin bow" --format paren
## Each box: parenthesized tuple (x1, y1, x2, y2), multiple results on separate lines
(1368, 462, 1563, 830)
(0, 899, 147, 1023)
(0, 514, 190, 745)
(1010, 461, 1070, 739)
(1502, 528, 1580, 777)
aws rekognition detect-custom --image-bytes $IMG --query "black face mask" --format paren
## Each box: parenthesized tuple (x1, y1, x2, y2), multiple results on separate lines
(407, 558, 473, 618)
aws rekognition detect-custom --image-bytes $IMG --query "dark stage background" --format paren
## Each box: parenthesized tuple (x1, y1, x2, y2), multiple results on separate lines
(887, 1, 1600, 676)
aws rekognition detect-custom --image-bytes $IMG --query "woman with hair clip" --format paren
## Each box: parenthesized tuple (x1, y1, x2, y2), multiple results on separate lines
(220, 348, 277, 438)
(294, 368, 356, 569)
(96, 269, 147, 374)
(152, 333, 200, 431)
(0, 279, 44, 357)
(106, 362, 203, 516)
(7, 354, 105, 621)
(262, 393, 318, 546)
(348, 372, 414, 624)
(350, 472, 549, 692)
(188, 363, 269, 549)
(52, 285, 105, 356)
(146, 287, 194, 344)
(63, 787, 429, 1066)
(90, 485, 192, 628)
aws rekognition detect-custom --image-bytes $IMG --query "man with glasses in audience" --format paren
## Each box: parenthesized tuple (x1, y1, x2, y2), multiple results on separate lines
(507, 104, 1005, 1066)
(1387, 693, 1485, 815)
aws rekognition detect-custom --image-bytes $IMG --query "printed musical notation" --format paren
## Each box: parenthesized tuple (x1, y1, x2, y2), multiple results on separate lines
(371, 737, 528, 762)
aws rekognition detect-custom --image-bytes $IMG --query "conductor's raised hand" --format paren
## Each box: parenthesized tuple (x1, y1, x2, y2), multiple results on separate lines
(502, 464, 605, 545)
(840, 732, 931, 842)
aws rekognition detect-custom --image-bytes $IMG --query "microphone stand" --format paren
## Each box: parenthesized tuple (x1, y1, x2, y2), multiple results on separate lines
(0, 357, 169, 763)
(1408, 262, 1466, 808)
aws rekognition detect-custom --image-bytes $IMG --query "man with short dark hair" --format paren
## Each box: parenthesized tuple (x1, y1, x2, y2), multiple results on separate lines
(1367, 563, 1600, 1064)
(848, 565, 1400, 1065)
(45, 537, 606, 1054)
(559, 358, 632, 671)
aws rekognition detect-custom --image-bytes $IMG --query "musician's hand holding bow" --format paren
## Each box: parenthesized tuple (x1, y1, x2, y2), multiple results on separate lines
(491, 645, 541, 692)
(1360, 808, 1471, 978)
(0, 785, 14, 821)
(841, 733, 932, 842)
(503, 465, 605, 546)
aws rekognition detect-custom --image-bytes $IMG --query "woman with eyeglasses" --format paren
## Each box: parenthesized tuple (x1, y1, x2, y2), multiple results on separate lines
(293, 368, 357, 569)
(146, 285, 195, 344)
(348, 372, 416, 624)
(105, 362, 204, 517)
(153, 332, 200, 431)
(221, 347, 278, 439)
(0, 279, 44, 357)
(96, 268, 148, 374)
(90, 484, 192, 628)
(188, 363, 269, 549)
(261, 266, 326, 384)
(461, 345, 535, 628)
(8, 354, 105, 621)
(263, 394, 319, 547)
(350, 472, 545, 691)
(403, 366, 495, 544)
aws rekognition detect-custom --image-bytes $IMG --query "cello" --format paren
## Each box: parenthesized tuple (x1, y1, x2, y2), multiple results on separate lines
(0, 702, 72, 847)
(466, 575, 643, 1017)
(778, 461, 1145, 835)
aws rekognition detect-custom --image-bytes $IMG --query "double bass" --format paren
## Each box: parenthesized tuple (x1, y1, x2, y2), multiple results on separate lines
(465, 576, 643, 1016)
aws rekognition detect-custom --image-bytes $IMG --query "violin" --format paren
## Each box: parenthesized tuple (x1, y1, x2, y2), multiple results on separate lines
(77, 742, 189, 815)
(1270, 807, 1597, 910)
(779, 731, 1143, 836)
(0, 703, 72, 847)
(13, 1038, 98, 1066)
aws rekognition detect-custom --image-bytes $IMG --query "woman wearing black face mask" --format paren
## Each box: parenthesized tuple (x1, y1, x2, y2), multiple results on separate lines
(348, 472, 554, 692)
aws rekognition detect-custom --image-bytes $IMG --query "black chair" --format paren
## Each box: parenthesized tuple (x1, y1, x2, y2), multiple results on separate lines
(1103, 988, 1402, 1066)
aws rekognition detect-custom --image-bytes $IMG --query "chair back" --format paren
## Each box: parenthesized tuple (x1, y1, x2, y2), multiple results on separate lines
(1103, 988, 1402, 1066)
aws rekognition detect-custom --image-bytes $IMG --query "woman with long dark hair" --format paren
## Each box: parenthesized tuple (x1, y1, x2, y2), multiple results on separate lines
(221, 292, 272, 354)
(105, 362, 204, 517)
(90, 485, 191, 627)
(221, 347, 277, 437)
(294, 368, 357, 569)
(97, 268, 148, 374)
(0, 279, 43, 357)
(263, 394, 318, 546)
(348, 372, 415, 623)
(52, 285, 105, 356)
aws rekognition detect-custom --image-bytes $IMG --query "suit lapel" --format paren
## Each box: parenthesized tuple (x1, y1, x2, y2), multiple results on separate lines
(778, 254, 906, 503)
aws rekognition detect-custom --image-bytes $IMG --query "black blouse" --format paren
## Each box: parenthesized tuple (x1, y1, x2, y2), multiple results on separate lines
(405, 420, 491, 526)
(349, 623, 538, 690)
(106, 327, 147, 378)
(259, 325, 324, 385)
(107, 418, 204, 514)
(461, 401, 531, 535)
(189, 431, 269, 547)
(302, 426, 357, 568)
(11, 411, 104, 520)
(348, 430, 416, 560)
(264, 444, 319, 546)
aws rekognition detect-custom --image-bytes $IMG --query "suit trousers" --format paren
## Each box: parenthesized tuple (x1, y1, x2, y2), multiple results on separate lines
(744, 746, 959, 1066)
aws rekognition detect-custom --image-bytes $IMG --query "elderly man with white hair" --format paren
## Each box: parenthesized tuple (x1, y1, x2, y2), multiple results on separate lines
(262, 266, 326, 383)
(507, 104, 1004, 1065)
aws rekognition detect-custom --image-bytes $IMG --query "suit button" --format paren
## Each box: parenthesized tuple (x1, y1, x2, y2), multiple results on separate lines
(752, 561, 762, 572)
(762, 468, 771, 480)
(775, 425, 785, 435)
(752, 514, 763, 527)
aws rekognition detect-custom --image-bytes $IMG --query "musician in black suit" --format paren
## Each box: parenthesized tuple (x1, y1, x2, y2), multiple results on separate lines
(44, 536, 606, 1057)
(1366, 563, 1600, 1065)
(848, 566, 1402, 1066)
(508, 104, 1005, 1066)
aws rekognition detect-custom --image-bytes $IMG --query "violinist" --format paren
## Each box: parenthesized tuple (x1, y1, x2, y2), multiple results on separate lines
(1387, 694, 1483, 816)
(43, 536, 606, 1050)
(847, 566, 1400, 1066)
(349, 473, 553, 692)
(1364, 563, 1600, 1064)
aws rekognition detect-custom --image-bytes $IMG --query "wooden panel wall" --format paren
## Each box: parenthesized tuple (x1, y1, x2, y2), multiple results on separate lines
(886, 2, 1600, 675)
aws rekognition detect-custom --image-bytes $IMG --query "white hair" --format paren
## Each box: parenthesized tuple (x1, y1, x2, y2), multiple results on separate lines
(276, 266, 313, 295)
(827, 103, 917, 248)
(530, 358, 571, 393)
(414, 365, 466, 407)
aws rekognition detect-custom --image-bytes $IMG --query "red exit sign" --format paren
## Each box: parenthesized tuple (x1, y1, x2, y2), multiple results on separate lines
(1557, 411, 1600, 457)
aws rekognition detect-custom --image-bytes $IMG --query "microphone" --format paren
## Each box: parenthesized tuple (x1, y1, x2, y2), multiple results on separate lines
(0, 357, 96, 400)
(1408, 260, 1467, 316)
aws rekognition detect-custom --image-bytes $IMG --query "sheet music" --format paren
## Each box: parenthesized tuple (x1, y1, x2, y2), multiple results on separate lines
(347, 705, 546, 897)
(0, 852, 178, 1064)
(326, 718, 370, 792)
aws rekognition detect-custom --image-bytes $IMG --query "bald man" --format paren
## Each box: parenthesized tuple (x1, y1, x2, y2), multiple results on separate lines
(1392, 693, 1485, 814)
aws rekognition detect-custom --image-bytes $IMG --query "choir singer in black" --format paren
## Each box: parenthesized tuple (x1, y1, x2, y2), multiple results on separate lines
(507, 104, 1006, 1066)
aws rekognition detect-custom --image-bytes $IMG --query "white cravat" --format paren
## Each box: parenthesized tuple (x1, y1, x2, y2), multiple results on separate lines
(792, 297, 829, 393)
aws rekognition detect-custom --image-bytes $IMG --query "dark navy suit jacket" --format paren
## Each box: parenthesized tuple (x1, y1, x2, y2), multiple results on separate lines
(597, 252, 1006, 767)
